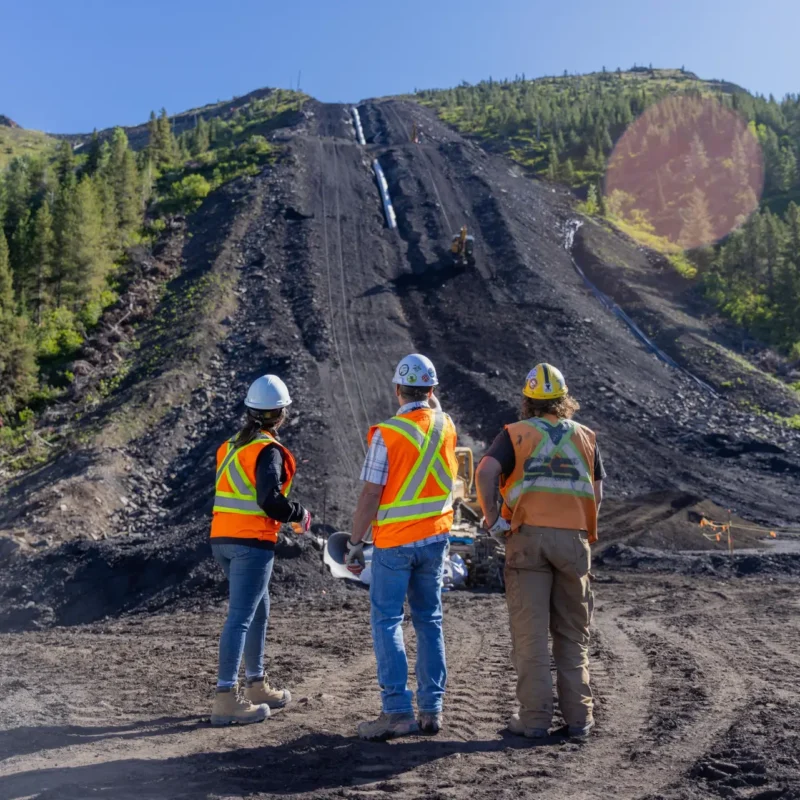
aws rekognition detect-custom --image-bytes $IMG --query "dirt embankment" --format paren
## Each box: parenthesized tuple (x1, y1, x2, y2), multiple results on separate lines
(572, 218, 800, 417)
(2, 98, 800, 629)
(0, 97, 800, 800)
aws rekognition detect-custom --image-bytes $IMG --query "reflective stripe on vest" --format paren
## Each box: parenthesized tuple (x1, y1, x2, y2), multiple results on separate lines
(503, 419, 594, 511)
(213, 433, 292, 516)
(375, 411, 454, 525)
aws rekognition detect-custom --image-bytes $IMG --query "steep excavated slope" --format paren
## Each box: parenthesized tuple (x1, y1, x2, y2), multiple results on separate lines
(1, 99, 800, 629)
(362, 100, 800, 517)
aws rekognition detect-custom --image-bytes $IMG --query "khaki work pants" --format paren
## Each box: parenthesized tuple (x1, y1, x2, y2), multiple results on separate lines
(504, 525, 594, 729)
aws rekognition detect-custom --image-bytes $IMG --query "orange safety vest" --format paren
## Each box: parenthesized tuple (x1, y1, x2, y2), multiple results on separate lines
(210, 431, 296, 543)
(367, 407, 458, 548)
(499, 416, 598, 543)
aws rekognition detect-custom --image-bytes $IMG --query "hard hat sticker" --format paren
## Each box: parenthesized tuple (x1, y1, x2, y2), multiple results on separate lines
(428, 368, 436, 377)
(399, 364, 409, 376)
(407, 374, 417, 383)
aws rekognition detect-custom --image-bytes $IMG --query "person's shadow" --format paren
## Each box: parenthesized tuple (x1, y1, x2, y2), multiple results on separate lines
(0, 721, 557, 799)
(0, 716, 206, 763)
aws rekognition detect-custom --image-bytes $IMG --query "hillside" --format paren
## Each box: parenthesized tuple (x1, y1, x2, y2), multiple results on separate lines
(1, 76, 800, 800)
(56, 86, 297, 152)
(417, 67, 800, 382)
(0, 87, 306, 462)
(0, 121, 55, 169)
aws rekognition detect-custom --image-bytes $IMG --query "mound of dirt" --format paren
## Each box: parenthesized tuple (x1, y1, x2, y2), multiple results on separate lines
(0, 527, 351, 632)
(599, 490, 774, 552)
(595, 542, 800, 577)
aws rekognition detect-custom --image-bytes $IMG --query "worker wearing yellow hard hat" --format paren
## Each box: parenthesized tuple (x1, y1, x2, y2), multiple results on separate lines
(475, 363, 605, 741)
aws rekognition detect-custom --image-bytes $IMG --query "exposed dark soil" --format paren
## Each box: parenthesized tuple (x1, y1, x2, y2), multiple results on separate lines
(2, 98, 800, 799)
(599, 490, 773, 551)
(2, 572, 800, 800)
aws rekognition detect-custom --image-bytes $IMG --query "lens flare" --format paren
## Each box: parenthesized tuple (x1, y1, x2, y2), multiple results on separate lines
(604, 95, 764, 251)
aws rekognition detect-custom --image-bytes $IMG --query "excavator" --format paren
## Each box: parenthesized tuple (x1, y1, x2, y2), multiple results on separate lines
(450, 225, 476, 268)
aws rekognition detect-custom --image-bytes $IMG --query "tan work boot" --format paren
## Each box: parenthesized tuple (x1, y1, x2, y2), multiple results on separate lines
(244, 677, 291, 709)
(210, 687, 270, 726)
(508, 713, 548, 739)
(358, 712, 419, 742)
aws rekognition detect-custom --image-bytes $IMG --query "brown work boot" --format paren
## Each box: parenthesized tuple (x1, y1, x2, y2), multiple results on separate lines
(567, 720, 595, 738)
(507, 713, 548, 739)
(357, 712, 419, 742)
(244, 677, 291, 709)
(418, 711, 443, 735)
(210, 687, 270, 726)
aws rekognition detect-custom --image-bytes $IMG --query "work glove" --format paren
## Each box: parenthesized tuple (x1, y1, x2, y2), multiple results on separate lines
(292, 509, 312, 534)
(345, 538, 366, 575)
(484, 515, 511, 544)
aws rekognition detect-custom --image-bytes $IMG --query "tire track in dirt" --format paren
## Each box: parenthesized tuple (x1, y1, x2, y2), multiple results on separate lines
(318, 137, 367, 475)
(332, 143, 372, 435)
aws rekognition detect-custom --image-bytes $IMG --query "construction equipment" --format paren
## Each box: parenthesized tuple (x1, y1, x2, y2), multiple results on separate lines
(452, 446, 480, 521)
(322, 444, 505, 589)
(449, 445, 505, 588)
(450, 226, 476, 268)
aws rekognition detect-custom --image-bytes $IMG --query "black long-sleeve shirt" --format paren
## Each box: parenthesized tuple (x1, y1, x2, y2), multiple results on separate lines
(254, 444, 305, 523)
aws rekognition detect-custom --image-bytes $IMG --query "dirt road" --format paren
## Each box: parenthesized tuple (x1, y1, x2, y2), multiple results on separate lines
(1, 570, 798, 799)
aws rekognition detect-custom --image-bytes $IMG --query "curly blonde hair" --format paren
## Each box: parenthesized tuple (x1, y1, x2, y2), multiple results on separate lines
(521, 394, 580, 420)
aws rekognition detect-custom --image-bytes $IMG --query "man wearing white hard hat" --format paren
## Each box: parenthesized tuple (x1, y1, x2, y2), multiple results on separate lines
(209, 375, 312, 726)
(347, 354, 458, 741)
(476, 363, 605, 741)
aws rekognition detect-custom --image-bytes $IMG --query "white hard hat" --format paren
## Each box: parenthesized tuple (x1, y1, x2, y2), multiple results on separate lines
(392, 353, 439, 387)
(245, 375, 292, 410)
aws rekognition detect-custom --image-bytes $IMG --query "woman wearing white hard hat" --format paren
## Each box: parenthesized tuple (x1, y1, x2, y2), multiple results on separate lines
(208, 374, 311, 726)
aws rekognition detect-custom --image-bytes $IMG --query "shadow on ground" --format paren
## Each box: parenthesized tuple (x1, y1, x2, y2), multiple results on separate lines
(0, 720, 560, 799)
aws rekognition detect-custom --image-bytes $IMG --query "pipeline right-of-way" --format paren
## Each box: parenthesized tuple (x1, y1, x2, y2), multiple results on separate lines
(564, 220, 715, 395)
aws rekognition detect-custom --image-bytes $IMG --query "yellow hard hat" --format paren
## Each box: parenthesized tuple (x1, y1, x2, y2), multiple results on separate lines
(522, 363, 568, 400)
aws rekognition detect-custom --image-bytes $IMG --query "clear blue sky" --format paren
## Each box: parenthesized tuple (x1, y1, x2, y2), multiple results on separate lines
(2, 0, 798, 133)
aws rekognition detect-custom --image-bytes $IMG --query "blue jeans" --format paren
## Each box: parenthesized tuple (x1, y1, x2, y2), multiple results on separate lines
(212, 543, 275, 688)
(369, 539, 448, 715)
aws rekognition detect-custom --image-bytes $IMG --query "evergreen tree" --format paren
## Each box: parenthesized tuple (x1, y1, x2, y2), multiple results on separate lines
(68, 176, 111, 304)
(55, 140, 76, 186)
(0, 312, 37, 414)
(10, 210, 32, 297)
(547, 140, 560, 181)
(106, 128, 140, 245)
(51, 183, 76, 306)
(780, 147, 798, 192)
(85, 130, 102, 175)
(95, 172, 118, 253)
(29, 201, 54, 322)
(562, 158, 576, 184)
(147, 110, 159, 163)
(2, 158, 32, 239)
(0, 228, 13, 315)
(679, 188, 714, 249)
(584, 183, 600, 215)
(156, 108, 178, 168)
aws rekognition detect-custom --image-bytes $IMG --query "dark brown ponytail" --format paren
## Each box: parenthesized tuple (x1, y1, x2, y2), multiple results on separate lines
(233, 408, 287, 449)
